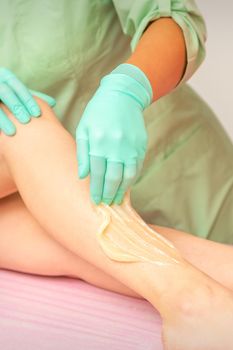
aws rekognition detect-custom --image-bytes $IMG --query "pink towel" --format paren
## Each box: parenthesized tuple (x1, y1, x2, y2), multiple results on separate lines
(0, 269, 163, 349)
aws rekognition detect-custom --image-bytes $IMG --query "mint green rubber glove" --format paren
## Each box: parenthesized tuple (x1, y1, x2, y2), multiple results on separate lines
(0, 67, 56, 136)
(76, 63, 152, 205)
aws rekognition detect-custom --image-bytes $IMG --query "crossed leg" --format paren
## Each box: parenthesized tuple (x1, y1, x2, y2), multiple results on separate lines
(1, 133, 233, 293)
(1, 100, 233, 349)
(0, 160, 137, 297)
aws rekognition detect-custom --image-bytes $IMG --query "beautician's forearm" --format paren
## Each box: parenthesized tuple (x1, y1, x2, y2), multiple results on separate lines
(127, 18, 186, 100)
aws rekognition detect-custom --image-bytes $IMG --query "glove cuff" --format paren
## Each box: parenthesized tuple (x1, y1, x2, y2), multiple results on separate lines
(110, 63, 153, 107)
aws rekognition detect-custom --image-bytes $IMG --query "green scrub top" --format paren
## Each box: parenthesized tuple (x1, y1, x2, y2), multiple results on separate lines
(0, 0, 232, 243)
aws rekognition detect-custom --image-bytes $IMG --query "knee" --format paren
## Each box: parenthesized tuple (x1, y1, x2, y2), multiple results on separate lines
(1, 96, 56, 121)
(0, 98, 59, 152)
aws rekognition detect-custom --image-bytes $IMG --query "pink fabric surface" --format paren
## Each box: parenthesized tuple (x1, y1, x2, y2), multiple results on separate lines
(0, 269, 163, 350)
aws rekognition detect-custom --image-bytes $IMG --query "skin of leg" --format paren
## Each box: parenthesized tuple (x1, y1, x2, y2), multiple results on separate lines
(1, 100, 233, 349)
(1, 125, 233, 292)
(2, 196, 233, 350)
(0, 192, 138, 297)
(1, 192, 233, 300)
(0, 100, 190, 305)
(0, 147, 138, 297)
(1, 190, 233, 300)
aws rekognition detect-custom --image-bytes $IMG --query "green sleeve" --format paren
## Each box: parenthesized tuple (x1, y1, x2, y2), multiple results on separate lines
(113, 0, 207, 83)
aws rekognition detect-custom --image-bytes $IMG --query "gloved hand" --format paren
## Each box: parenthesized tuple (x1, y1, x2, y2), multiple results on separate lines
(0, 67, 56, 136)
(76, 63, 152, 205)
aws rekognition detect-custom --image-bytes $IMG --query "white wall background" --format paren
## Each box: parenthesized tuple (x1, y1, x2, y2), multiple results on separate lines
(189, 0, 233, 141)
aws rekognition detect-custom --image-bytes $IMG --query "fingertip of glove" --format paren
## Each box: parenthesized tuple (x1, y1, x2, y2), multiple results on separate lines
(102, 198, 113, 205)
(92, 196, 101, 205)
(2, 126, 16, 136)
(78, 167, 88, 179)
(30, 106, 41, 117)
(20, 115, 31, 124)
(47, 98, 56, 108)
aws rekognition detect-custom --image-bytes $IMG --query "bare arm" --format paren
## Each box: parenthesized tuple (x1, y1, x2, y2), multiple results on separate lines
(127, 18, 186, 100)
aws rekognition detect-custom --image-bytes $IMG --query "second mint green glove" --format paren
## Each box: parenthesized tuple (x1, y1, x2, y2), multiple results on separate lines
(76, 64, 152, 205)
(0, 67, 56, 136)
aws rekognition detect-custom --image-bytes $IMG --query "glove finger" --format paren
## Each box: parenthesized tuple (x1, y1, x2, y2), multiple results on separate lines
(7, 78, 41, 117)
(30, 89, 56, 107)
(0, 108, 16, 136)
(114, 162, 137, 205)
(90, 155, 106, 205)
(102, 161, 123, 205)
(0, 83, 30, 123)
(77, 138, 90, 178)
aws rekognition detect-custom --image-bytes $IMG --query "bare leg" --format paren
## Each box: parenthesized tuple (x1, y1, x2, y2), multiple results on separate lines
(0, 192, 138, 297)
(1, 101, 233, 349)
(2, 131, 233, 297)
(2, 197, 233, 350)
(0, 101, 187, 303)
(1, 118, 233, 292)
(0, 141, 137, 296)
(0, 124, 138, 297)
(2, 125, 233, 291)
(2, 190, 233, 297)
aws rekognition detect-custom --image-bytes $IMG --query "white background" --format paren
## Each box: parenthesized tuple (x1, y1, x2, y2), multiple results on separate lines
(189, 0, 233, 141)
